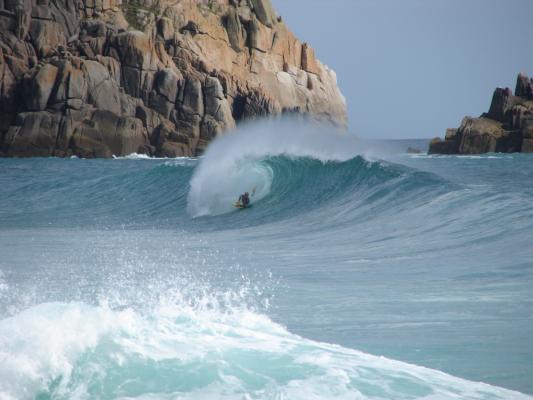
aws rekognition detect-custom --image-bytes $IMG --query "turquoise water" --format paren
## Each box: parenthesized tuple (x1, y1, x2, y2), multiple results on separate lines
(0, 121, 532, 399)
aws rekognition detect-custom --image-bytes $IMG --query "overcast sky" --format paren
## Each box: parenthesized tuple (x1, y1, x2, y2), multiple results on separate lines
(271, 0, 533, 139)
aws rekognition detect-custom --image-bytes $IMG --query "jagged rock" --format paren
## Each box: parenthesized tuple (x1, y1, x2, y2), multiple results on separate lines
(487, 87, 515, 123)
(246, 14, 261, 51)
(68, 68, 88, 101)
(83, 60, 122, 114)
(515, 73, 533, 98)
(148, 68, 180, 119)
(174, 112, 201, 141)
(70, 110, 147, 157)
(301, 43, 319, 75)
(0, 0, 346, 158)
(5, 55, 28, 78)
(29, 19, 66, 58)
(91, 110, 147, 155)
(14, 4, 31, 40)
(136, 104, 164, 135)
(430, 73, 533, 154)
(203, 76, 234, 132)
(3, 111, 61, 156)
(458, 117, 504, 154)
(25, 63, 59, 111)
(160, 140, 190, 157)
(427, 128, 462, 154)
(157, 17, 174, 42)
(224, 7, 244, 52)
(204, 76, 224, 103)
(181, 21, 199, 36)
(49, 60, 76, 109)
(179, 77, 204, 116)
(31, 4, 52, 20)
(71, 122, 114, 158)
(119, 91, 141, 118)
(152, 120, 192, 157)
(233, 88, 279, 120)
(523, 117, 533, 140)
(153, 68, 180, 102)
(428, 137, 458, 155)
(249, 0, 277, 27)
(115, 31, 157, 70)
(95, 56, 121, 85)
(445, 128, 458, 141)
(509, 104, 527, 130)
(81, 20, 106, 38)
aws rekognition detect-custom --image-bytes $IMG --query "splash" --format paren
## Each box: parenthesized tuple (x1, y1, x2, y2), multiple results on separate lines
(0, 295, 530, 400)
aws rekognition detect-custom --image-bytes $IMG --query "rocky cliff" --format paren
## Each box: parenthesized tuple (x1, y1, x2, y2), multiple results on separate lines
(0, 0, 346, 158)
(429, 73, 533, 154)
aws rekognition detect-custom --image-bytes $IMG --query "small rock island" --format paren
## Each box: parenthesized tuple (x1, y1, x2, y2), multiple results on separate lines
(429, 73, 533, 154)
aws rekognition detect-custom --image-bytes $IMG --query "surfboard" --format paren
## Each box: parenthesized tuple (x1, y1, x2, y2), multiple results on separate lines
(234, 203, 251, 209)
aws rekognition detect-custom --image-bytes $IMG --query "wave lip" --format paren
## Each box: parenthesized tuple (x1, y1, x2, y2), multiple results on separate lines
(0, 299, 531, 400)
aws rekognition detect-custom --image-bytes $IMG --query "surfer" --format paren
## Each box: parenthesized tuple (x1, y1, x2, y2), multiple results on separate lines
(238, 192, 250, 208)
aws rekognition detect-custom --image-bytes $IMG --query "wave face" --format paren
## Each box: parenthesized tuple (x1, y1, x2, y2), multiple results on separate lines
(1, 119, 533, 399)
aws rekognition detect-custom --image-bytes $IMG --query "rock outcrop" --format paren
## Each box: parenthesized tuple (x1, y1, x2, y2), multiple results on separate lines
(0, 0, 346, 158)
(429, 73, 533, 154)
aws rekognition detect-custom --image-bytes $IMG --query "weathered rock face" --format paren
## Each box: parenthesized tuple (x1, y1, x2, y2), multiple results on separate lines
(0, 0, 347, 158)
(429, 73, 533, 154)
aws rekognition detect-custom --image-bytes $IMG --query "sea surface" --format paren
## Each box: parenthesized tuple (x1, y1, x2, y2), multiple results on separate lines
(1, 120, 532, 399)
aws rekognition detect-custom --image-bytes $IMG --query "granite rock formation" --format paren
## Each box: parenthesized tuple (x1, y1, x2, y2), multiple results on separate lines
(0, 0, 347, 158)
(429, 73, 533, 154)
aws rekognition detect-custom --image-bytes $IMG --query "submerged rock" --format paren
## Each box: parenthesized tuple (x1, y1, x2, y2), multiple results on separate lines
(0, 0, 347, 158)
(406, 147, 422, 154)
(429, 73, 533, 154)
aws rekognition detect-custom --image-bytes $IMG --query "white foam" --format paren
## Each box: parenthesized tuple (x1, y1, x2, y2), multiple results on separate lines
(0, 296, 530, 400)
(113, 153, 154, 160)
(111, 153, 199, 161)
(0, 301, 137, 399)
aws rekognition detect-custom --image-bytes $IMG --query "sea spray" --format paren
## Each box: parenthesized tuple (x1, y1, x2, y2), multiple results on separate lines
(187, 118, 357, 217)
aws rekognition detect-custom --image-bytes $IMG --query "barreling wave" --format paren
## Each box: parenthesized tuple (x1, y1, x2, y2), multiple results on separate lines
(186, 119, 453, 220)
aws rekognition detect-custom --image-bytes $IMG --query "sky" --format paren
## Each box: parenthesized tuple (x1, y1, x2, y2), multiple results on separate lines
(271, 0, 533, 139)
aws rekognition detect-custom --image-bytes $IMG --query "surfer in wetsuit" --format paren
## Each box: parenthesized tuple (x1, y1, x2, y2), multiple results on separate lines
(238, 192, 250, 207)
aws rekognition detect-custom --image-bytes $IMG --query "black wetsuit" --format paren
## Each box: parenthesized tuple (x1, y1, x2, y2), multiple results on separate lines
(239, 194, 250, 207)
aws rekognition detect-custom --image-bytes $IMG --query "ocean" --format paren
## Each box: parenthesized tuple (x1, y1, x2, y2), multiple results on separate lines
(1, 120, 532, 399)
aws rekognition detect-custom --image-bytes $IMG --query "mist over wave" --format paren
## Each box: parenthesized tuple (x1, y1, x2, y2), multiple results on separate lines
(187, 119, 358, 216)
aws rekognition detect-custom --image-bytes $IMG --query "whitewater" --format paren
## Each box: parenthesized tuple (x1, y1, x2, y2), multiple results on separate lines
(0, 120, 532, 399)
